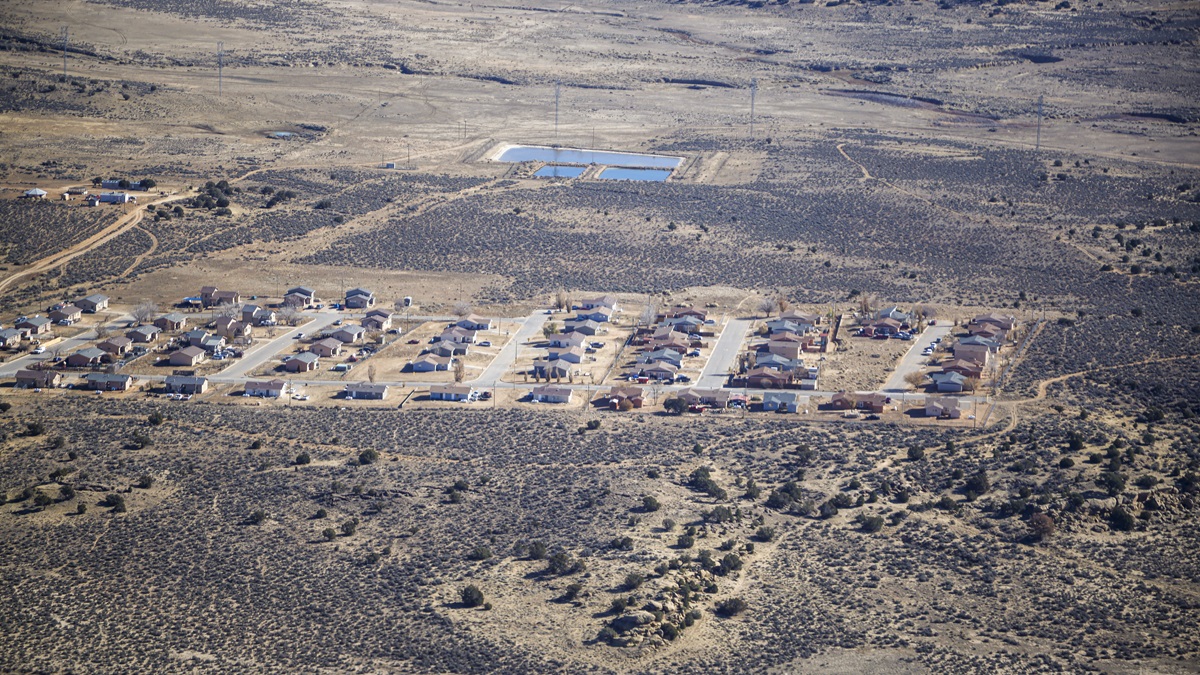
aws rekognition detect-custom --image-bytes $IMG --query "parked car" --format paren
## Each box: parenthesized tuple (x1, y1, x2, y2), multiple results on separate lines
(294, 332, 304, 339)
(407, 339, 420, 344)
(687, 349, 701, 357)
(676, 375, 691, 383)
(864, 414, 881, 420)
(32, 346, 45, 354)
(478, 340, 492, 347)
(333, 319, 343, 326)
(590, 341, 605, 349)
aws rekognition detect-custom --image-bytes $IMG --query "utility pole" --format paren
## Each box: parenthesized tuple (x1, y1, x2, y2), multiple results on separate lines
(749, 78, 758, 139)
(217, 42, 224, 96)
(1035, 95, 1043, 151)
(59, 26, 68, 80)
(554, 80, 561, 139)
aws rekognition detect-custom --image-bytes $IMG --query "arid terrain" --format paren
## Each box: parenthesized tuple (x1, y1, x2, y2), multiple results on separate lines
(0, 0, 1198, 672)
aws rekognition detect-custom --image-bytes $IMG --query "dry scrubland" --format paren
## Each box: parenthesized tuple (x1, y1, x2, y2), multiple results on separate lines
(0, 0, 1198, 671)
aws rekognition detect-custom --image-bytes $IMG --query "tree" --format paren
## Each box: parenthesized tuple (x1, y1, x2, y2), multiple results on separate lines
(323, 528, 337, 541)
(964, 376, 981, 392)
(359, 448, 379, 465)
(341, 518, 358, 536)
(755, 526, 776, 542)
(857, 514, 885, 532)
(1109, 507, 1135, 531)
(33, 491, 53, 509)
(135, 474, 154, 489)
(757, 296, 778, 318)
(1097, 471, 1125, 496)
(101, 494, 125, 512)
(296, 452, 311, 465)
(527, 541, 548, 560)
(907, 446, 926, 461)
(904, 372, 926, 389)
(542, 322, 558, 339)
(624, 573, 644, 590)
(248, 509, 267, 525)
(460, 585, 485, 608)
(452, 302, 472, 318)
(452, 359, 466, 383)
(715, 598, 747, 617)
(76, 502, 87, 515)
(642, 495, 661, 512)
(278, 305, 302, 327)
(131, 300, 158, 325)
(1028, 513, 1055, 540)
(554, 289, 571, 311)
(663, 397, 687, 415)
(638, 303, 659, 328)
(468, 545, 493, 561)
(963, 470, 990, 496)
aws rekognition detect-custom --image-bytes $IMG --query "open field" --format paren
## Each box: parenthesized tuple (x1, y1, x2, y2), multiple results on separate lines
(0, 0, 1198, 671)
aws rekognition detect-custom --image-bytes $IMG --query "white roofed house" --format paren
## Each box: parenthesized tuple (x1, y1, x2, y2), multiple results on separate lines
(429, 384, 473, 401)
(577, 295, 618, 312)
(345, 382, 389, 400)
(410, 354, 453, 372)
(246, 379, 288, 398)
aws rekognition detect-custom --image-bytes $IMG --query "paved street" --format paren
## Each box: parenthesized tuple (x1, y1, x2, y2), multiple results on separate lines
(880, 323, 953, 393)
(696, 316, 751, 389)
(210, 313, 340, 382)
(0, 312, 133, 378)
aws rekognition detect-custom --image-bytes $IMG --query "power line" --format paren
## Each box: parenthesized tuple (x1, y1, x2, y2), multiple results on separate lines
(59, 26, 68, 80)
(554, 80, 561, 139)
(1035, 94, 1043, 151)
(749, 78, 758, 139)
(217, 42, 224, 96)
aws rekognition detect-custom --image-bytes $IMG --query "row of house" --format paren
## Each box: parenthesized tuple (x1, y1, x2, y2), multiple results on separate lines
(925, 314, 1014, 393)
(13, 369, 135, 391)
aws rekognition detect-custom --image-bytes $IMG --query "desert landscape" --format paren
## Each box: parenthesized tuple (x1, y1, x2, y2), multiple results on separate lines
(0, 0, 1198, 672)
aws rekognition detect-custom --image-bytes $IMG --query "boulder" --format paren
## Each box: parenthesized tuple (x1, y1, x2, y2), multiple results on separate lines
(612, 610, 656, 633)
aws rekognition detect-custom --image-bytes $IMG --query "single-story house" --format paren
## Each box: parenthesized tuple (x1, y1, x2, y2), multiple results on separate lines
(548, 346, 585, 364)
(15, 369, 61, 389)
(762, 391, 801, 413)
(310, 338, 344, 358)
(430, 384, 473, 401)
(603, 386, 643, 409)
(877, 306, 911, 325)
(578, 295, 618, 311)
(931, 371, 968, 393)
(831, 391, 884, 412)
(345, 288, 375, 309)
(548, 332, 587, 349)
(779, 309, 821, 326)
(744, 366, 791, 389)
(170, 346, 206, 367)
(563, 319, 602, 335)
(926, 396, 969, 419)
(940, 358, 984, 378)
(200, 336, 226, 352)
(285, 352, 320, 372)
(164, 375, 208, 395)
(410, 355, 453, 372)
(457, 314, 491, 331)
(437, 326, 477, 344)
(66, 348, 106, 368)
(97, 337, 133, 358)
(284, 286, 318, 307)
(649, 338, 691, 354)
(766, 319, 806, 335)
(754, 353, 801, 371)
(765, 339, 805, 360)
(639, 348, 682, 368)
(346, 382, 389, 400)
(185, 329, 211, 347)
(50, 305, 83, 324)
(214, 317, 251, 340)
(155, 313, 187, 332)
(77, 294, 110, 313)
(246, 379, 287, 398)
(432, 341, 468, 358)
(332, 325, 367, 344)
(662, 306, 707, 321)
(242, 305, 277, 326)
(677, 388, 731, 409)
(970, 312, 1017, 333)
(868, 317, 904, 336)
(639, 362, 679, 381)
(661, 315, 704, 333)
(0, 328, 23, 349)
(86, 372, 134, 392)
(575, 307, 613, 323)
(531, 385, 572, 404)
(126, 325, 161, 343)
(16, 316, 52, 335)
(531, 358, 574, 380)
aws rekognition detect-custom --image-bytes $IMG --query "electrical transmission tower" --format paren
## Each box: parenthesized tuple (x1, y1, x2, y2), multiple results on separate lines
(60, 26, 68, 80)
(749, 78, 758, 139)
(217, 42, 224, 96)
